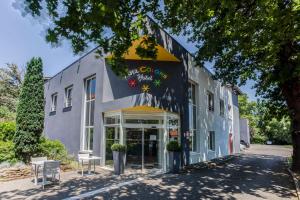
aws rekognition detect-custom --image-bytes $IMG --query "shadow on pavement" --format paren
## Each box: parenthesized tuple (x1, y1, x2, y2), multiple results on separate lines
(0, 154, 297, 200)
(105, 154, 296, 200)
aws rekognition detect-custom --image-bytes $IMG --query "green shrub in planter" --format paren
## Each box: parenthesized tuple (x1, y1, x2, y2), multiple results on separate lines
(111, 144, 126, 152)
(111, 143, 126, 175)
(167, 141, 181, 173)
(167, 141, 181, 152)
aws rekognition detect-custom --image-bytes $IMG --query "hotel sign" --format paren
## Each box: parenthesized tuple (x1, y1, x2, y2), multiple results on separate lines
(126, 65, 168, 93)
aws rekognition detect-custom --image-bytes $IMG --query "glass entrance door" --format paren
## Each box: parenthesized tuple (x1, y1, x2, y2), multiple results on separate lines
(144, 129, 160, 169)
(126, 128, 143, 169)
(125, 128, 161, 170)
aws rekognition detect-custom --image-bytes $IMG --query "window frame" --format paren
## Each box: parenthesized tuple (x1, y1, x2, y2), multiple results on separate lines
(51, 93, 58, 112)
(208, 131, 215, 151)
(220, 99, 225, 116)
(188, 81, 198, 152)
(82, 76, 96, 151)
(64, 86, 73, 108)
(207, 91, 214, 112)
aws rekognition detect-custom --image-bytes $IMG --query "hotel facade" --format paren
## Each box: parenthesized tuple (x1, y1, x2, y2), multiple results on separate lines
(44, 23, 241, 172)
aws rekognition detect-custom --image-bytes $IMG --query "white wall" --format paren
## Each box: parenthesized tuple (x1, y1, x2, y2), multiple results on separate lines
(188, 64, 240, 164)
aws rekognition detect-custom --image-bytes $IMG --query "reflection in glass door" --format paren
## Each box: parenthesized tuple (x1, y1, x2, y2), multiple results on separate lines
(144, 129, 160, 169)
(105, 127, 120, 166)
(126, 128, 143, 169)
(125, 128, 162, 170)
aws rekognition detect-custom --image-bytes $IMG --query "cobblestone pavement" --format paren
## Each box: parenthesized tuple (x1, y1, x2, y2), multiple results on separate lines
(0, 145, 297, 200)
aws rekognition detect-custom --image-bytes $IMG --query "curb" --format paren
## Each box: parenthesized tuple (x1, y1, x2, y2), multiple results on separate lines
(288, 168, 300, 200)
(183, 154, 238, 172)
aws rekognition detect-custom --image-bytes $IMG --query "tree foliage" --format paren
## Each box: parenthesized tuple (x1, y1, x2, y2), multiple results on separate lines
(238, 95, 259, 136)
(14, 57, 44, 163)
(18, 0, 160, 76)
(0, 121, 16, 142)
(239, 96, 292, 145)
(0, 63, 23, 114)
(20, 0, 300, 171)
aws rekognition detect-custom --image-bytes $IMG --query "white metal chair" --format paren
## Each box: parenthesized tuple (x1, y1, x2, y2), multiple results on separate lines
(41, 161, 61, 189)
(78, 152, 92, 176)
(31, 157, 47, 178)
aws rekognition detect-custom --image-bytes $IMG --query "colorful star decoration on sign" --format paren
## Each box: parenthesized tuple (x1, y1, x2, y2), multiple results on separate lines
(141, 84, 150, 93)
(128, 79, 137, 88)
(154, 79, 161, 87)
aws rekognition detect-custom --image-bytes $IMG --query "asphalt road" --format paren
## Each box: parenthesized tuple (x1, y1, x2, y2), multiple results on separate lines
(95, 144, 297, 200)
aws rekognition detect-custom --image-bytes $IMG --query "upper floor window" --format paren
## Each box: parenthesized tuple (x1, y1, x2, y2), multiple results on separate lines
(86, 77, 96, 101)
(208, 131, 215, 151)
(188, 81, 197, 152)
(220, 99, 225, 116)
(64, 86, 73, 108)
(207, 91, 214, 112)
(51, 93, 57, 112)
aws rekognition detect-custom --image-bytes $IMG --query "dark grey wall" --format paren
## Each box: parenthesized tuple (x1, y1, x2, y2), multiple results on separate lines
(44, 51, 105, 156)
(105, 60, 185, 112)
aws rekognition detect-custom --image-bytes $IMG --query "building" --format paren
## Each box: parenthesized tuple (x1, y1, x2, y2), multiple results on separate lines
(240, 118, 250, 146)
(44, 20, 241, 172)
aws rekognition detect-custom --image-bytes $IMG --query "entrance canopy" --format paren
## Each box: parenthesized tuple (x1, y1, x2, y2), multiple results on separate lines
(106, 37, 181, 62)
(103, 105, 181, 172)
(122, 105, 165, 113)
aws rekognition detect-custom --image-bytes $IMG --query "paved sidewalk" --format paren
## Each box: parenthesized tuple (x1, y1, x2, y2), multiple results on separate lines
(0, 167, 161, 200)
(0, 145, 297, 199)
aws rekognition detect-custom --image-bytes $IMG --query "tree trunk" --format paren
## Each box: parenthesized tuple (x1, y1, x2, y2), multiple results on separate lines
(283, 79, 300, 172)
(290, 90, 300, 172)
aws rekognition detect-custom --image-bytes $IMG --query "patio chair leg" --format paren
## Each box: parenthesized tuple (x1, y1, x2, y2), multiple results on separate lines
(82, 160, 84, 176)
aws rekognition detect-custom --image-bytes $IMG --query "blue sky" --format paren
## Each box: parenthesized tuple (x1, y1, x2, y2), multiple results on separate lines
(0, 0, 257, 101)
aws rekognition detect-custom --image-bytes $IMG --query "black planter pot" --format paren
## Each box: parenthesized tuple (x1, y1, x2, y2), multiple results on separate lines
(168, 151, 181, 173)
(113, 151, 126, 175)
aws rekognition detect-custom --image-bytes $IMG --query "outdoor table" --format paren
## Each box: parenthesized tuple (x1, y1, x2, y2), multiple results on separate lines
(31, 160, 54, 185)
(78, 156, 101, 176)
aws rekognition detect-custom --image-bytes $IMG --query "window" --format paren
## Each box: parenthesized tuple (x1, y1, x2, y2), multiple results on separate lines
(105, 116, 120, 125)
(83, 76, 96, 151)
(188, 81, 197, 152)
(51, 93, 57, 112)
(105, 127, 120, 165)
(168, 117, 180, 142)
(208, 131, 215, 151)
(207, 91, 214, 111)
(64, 86, 73, 107)
(220, 99, 225, 116)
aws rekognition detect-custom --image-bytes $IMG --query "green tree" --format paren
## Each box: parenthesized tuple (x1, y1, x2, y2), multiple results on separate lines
(14, 58, 44, 163)
(238, 95, 258, 136)
(20, 1, 300, 171)
(265, 117, 291, 145)
(0, 63, 23, 113)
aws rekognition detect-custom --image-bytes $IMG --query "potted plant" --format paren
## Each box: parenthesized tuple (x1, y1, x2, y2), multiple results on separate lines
(111, 144, 126, 175)
(167, 141, 181, 173)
